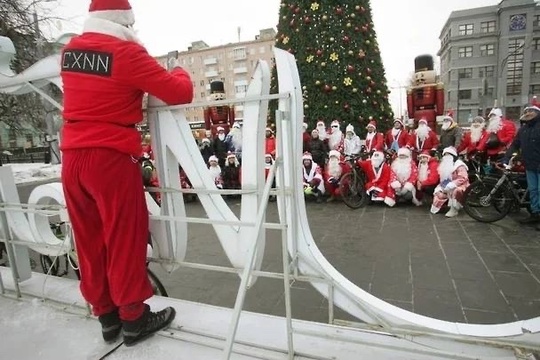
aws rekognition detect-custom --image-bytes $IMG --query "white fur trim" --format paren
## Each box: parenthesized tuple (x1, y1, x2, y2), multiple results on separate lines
(403, 182, 415, 192)
(83, 17, 141, 44)
(366, 186, 383, 193)
(89, 9, 135, 25)
(372, 196, 385, 202)
(384, 196, 396, 207)
(390, 181, 401, 189)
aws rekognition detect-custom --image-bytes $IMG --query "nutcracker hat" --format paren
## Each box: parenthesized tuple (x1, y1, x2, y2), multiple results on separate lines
(442, 146, 458, 157)
(208, 155, 219, 163)
(345, 124, 355, 133)
(210, 80, 225, 93)
(418, 119, 428, 126)
(89, 0, 135, 26)
(328, 150, 341, 159)
(366, 120, 377, 129)
(397, 147, 411, 157)
(302, 152, 313, 161)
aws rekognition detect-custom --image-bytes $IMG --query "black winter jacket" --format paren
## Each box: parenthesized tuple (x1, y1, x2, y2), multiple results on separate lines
(504, 117, 540, 171)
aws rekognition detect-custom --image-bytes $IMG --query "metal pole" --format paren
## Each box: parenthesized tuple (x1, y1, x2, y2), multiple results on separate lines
(456, 76, 460, 122)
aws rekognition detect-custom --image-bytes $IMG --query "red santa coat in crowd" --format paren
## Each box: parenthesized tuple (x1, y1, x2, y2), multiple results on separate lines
(358, 153, 390, 201)
(384, 151, 420, 207)
(302, 158, 325, 194)
(457, 129, 487, 156)
(417, 157, 440, 189)
(477, 109, 516, 157)
(384, 120, 409, 151)
(265, 129, 277, 158)
(323, 150, 350, 197)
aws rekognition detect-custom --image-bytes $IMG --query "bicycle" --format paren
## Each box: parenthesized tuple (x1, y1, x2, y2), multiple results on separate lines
(40, 222, 169, 297)
(463, 157, 530, 223)
(339, 154, 369, 209)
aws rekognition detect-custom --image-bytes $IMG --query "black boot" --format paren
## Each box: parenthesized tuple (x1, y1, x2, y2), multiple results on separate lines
(519, 213, 540, 224)
(98, 310, 122, 343)
(122, 305, 176, 346)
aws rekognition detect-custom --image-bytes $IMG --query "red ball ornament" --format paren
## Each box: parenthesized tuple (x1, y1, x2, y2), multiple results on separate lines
(358, 50, 366, 59)
(367, 68, 372, 74)
(360, 6, 366, 12)
(304, 16, 311, 24)
(354, 26, 360, 32)
(362, 26, 368, 33)
(294, 7, 300, 14)
(346, 65, 355, 73)
(370, 81, 376, 87)
(336, 7, 343, 15)
(324, 84, 332, 93)
(289, 20, 295, 27)
(366, 88, 372, 93)
(343, 35, 350, 43)
(316, 49, 323, 56)
(343, 103, 351, 111)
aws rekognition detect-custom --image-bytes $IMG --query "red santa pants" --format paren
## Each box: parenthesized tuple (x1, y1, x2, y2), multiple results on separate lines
(61, 148, 153, 321)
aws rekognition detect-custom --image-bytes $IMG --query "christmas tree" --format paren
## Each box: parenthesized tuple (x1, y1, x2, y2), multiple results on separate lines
(272, 1, 393, 136)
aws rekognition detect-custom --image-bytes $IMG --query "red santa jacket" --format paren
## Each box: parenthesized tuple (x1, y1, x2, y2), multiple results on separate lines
(358, 160, 391, 195)
(407, 131, 439, 152)
(265, 136, 276, 157)
(477, 120, 516, 156)
(364, 133, 385, 152)
(457, 131, 486, 155)
(417, 159, 439, 188)
(389, 161, 418, 187)
(61, 28, 194, 157)
(384, 129, 409, 150)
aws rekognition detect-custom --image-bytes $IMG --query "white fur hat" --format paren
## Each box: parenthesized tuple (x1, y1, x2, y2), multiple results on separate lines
(442, 146, 458, 157)
(328, 150, 341, 159)
(217, 126, 225, 132)
(89, 0, 135, 26)
(208, 155, 218, 163)
(345, 124, 355, 133)
(488, 108, 503, 118)
(397, 147, 411, 157)
(302, 152, 313, 161)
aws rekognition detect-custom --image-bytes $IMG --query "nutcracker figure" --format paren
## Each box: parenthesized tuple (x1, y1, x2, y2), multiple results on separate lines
(406, 55, 445, 132)
(204, 80, 235, 136)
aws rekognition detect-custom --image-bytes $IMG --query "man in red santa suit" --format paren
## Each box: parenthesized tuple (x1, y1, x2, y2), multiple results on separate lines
(385, 147, 420, 207)
(430, 147, 470, 217)
(477, 108, 516, 160)
(415, 150, 440, 203)
(208, 155, 224, 189)
(385, 119, 409, 153)
(327, 119, 344, 153)
(457, 116, 487, 158)
(358, 151, 391, 202)
(364, 120, 384, 153)
(60, 0, 192, 345)
(324, 150, 350, 202)
(315, 120, 328, 141)
(407, 118, 439, 156)
(302, 152, 325, 203)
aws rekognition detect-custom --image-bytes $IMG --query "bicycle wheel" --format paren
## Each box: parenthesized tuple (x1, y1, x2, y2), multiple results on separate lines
(463, 179, 514, 223)
(339, 172, 368, 209)
(40, 254, 59, 276)
(147, 268, 168, 297)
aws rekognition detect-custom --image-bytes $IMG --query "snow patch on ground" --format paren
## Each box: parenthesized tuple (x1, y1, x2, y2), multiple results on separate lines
(3, 163, 62, 184)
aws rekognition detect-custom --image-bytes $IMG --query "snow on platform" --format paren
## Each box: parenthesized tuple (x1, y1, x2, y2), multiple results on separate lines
(2, 163, 61, 185)
(0, 267, 520, 360)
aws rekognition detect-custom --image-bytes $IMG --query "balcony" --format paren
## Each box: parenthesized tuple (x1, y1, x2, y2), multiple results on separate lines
(204, 70, 219, 78)
(203, 57, 218, 66)
(233, 67, 248, 74)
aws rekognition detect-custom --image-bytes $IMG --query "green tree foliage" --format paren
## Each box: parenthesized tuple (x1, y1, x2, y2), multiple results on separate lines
(271, 0, 393, 137)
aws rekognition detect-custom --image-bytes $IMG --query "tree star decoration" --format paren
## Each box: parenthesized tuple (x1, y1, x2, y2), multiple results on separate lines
(306, 55, 314, 63)
(329, 52, 339, 62)
(283, 36, 290, 44)
(343, 77, 353, 86)
(311, 2, 319, 11)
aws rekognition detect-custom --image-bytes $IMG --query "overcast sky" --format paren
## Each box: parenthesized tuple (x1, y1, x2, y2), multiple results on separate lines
(40, 0, 499, 116)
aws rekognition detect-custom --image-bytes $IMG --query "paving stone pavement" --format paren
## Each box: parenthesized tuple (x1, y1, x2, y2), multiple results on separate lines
(15, 181, 540, 326)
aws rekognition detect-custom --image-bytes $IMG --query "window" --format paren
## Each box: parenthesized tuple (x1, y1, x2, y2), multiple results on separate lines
(529, 84, 540, 95)
(235, 85, 248, 93)
(458, 90, 472, 100)
(458, 24, 474, 36)
(532, 62, 540, 74)
(479, 66, 495, 78)
(233, 47, 246, 60)
(478, 88, 494, 97)
(458, 68, 473, 79)
(533, 38, 540, 50)
(535, 14, 540, 24)
(458, 46, 473, 58)
(480, 44, 495, 56)
(200, 92, 205, 99)
(507, 38, 524, 95)
(259, 46, 265, 54)
(200, 80, 205, 86)
(480, 21, 496, 33)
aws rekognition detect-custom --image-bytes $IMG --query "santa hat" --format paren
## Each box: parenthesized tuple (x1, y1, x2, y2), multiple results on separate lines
(302, 152, 313, 161)
(226, 151, 236, 159)
(316, 120, 325, 127)
(442, 146, 458, 157)
(488, 108, 503, 118)
(418, 119, 428, 126)
(397, 147, 411, 157)
(328, 150, 341, 159)
(331, 119, 340, 126)
(232, 122, 241, 129)
(266, 127, 274, 133)
(418, 150, 431, 159)
(302, 122, 308, 129)
(442, 115, 454, 123)
(371, 151, 384, 161)
(393, 119, 404, 127)
(217, 126, 225, 132)
(88, 0, 135, 26)
(531, 95, 540, 108)
(265, 153, 273, 159)
(472, 116, 485, 123)
(366, 120, 377, 129)
(208, 155, 218, 163)
(201, 138, 211, 143)
(345, 124, 355, 133)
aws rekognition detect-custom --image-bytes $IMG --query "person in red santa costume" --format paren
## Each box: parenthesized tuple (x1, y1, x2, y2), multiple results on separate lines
(415, 150, 440, 203)
(457, 116, 487, 158)
(324, 150, 350, 202)
(384, 119, 409, 153)
(315, 120, 328, 141)
(327, 119, 344, 153)
(430, 147, 470, 217)
(358, 150, 391, 202)
(477, 108, 516, 160)
(60, 0, 193, 345)
(407, 118, 439, 156)
(364, 120, 384, 153)
(208, 155, 224, 189)
(302, 122, 311, 152)
(302, 152, 325, 203)
(384, 147, 420, 207)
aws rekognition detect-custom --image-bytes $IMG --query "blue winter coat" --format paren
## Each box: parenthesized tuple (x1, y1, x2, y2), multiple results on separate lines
(504, 117, 540, 171)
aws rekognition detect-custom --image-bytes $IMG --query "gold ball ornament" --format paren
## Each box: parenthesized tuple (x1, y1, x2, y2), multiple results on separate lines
(304, 104, 309, 109)
(330, 37, 335, 42)
(335, 100, 339, 104)
(321, 62, 326, 67)
(348, 50, 354, 55)
(315, 80, 321, 85)
(322, 15, 328, 20)
(332, 86, 337, 91)
(352, 88, 358, 93)
(346, 22, 352, 27)
(366, 40, 371, 44)
(362, 99, 367, 104)
(350, 13, 356, 18)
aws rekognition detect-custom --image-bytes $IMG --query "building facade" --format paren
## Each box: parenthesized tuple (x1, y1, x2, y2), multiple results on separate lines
(438, 0, 540, 123)
(154, 28, 276, 135)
